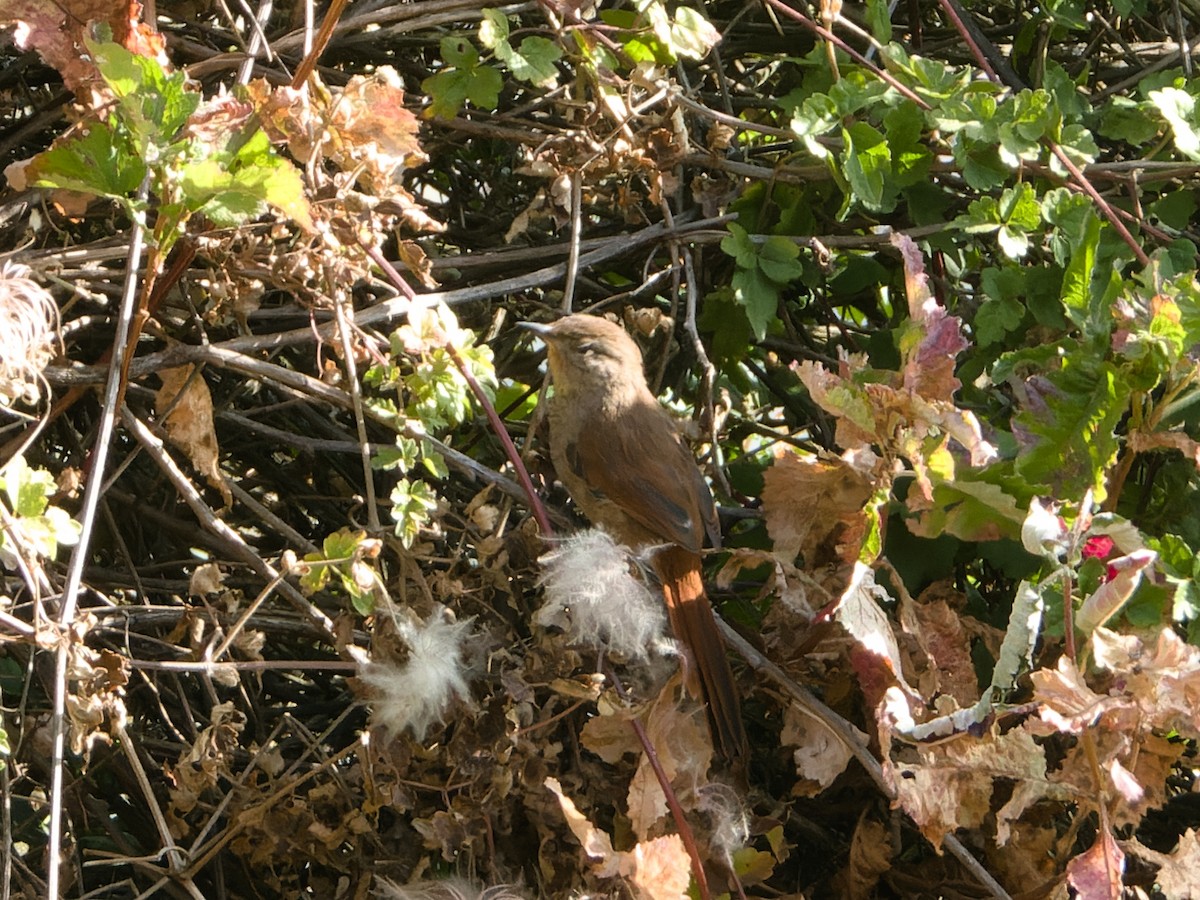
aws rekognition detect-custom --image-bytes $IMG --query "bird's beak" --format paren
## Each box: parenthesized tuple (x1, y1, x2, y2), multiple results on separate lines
(518, 321, 554, 338)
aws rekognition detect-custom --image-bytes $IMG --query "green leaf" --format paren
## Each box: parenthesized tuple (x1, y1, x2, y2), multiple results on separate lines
(322, 528, 365, 561)
(720, 223, 758, 268)
(865, 0, 892, 43)
(975, 295, 1024, 346)
(421, 442, 449, 479)
(2, 456, 44, 515)
(504, 36, 562, 87)
(178, 130, 312, 229)
(466, 65, 503, 108)
(997, 226, 1029, 260)
(441, 35, 479, 68)
(999, 183, 1041, 230)
(959, 144, 1008, 191)
(87, 38, 198, 143)
(1150, 87, 1200, 161)
(699, 288, 753, 363)
(757, 236, 804, 284)
(789, 93, 838, 159)
(1012, 357, 1130, 500)
(27, 122, 147, 200)
(1147, 190, 1198, 230)
(1060, 211, 1104, 336)
(907, 477, 1025, 543)
(375, 436, 419, 473)
(423, 66, 501, 118)
(1098, 95, 1161, 145)
(842, 122, 892, 212)
(669, 7, 720, 60)
(390, 478, 438, 548)
(423, 70, 469, 118)
(731, 266, 780, 341)
(478, 8, 510, 49)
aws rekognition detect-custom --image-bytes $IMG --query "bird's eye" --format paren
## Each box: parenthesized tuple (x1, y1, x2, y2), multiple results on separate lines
(576, 340, 599, 355)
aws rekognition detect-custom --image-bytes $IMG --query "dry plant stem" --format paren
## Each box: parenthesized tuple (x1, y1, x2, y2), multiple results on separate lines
(44, 216, 733, 387)
(1050, 142, 1151, 265)
(673, 93, 795, 139)
(0, 608, 34, 638)
(361, 242, 416, 301)
(184, 738, 360, 876)
(113, 721, 199, 895)
(1173, 0, 1193, 76)
(208, 569, 288, 661)
(935, 0, 1003, 84)
(144, 342, 527, 507)
(682, 246, 730, 496)
(607, 670, 712, 900)
(443, 343, 553, 535)
(631, 715, 711, 900)
(2, 743, 11, 900)
(182, 716, 292, 861)
(715, 619, 1013, 900)
(333, 298, 381, 531)
(512, 698, 588, 736)
(120, 409, 342, 645)
(562, 170, 583, 312)
(46, 172, 152, 899)
(288, 0, 348, 87)
(360, 233, 552, 532)
(235, 0, 279, 84)
(128, 658, 359, 672)
(225, 475, 319, 553)
(762, 0, 926, 106)
(1063, 573, 1077, 663)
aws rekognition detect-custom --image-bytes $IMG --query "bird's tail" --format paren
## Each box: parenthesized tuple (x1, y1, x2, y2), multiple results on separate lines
(654, 545, 748, 766)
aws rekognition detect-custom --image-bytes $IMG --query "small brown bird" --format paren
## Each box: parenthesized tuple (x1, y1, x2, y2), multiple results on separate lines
(522, 314, 748, 764)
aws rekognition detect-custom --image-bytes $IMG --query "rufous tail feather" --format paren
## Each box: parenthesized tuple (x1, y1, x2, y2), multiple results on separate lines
(654, 545, 748, 764)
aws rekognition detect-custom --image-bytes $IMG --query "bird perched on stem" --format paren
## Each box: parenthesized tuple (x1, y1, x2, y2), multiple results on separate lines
(521, 314, 748, 765)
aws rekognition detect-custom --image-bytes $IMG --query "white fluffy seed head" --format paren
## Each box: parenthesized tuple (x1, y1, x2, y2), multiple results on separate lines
(535, 529, 666, 660)
(361, 610, 473, 739)
(0, 261, 58, 407)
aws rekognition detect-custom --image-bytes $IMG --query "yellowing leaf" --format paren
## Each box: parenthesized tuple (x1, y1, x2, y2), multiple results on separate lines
(156, 365, 231, 507)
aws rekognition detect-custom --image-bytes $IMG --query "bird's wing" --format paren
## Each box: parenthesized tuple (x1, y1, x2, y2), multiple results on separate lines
(566, 401, 716, 553)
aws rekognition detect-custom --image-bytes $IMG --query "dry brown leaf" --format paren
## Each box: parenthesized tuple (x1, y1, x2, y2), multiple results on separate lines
(985, 821, 1063, 897)
(166, 701, 246, 832)
(544, 776, 619, 876)
(580, 709, 643, 764)
(156, 365, 232, 507)
(781, 703, 861, 795)
(1093, 626, 1200, 737)
(1065, 825, 1124, 900)
(761, 449, 872, 568)
(622, 834, 691, 900)
(1030, 655, 1128, 735)
(627, 677, 712, 839)
(0, 0, 166, 95)
(545, 778, 692, 899)
(886, 726, 1047, 851)
(189, 562, 224, 596)
(892, 233, 967, 402)
(1128, 429, 1200, 468)
(330, 68, 426, 181)
(832, 814, 892, 900)
(902, 583, 979, 708)
(1152, 828, 1200, 898)
(836, 562, 916, 707)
